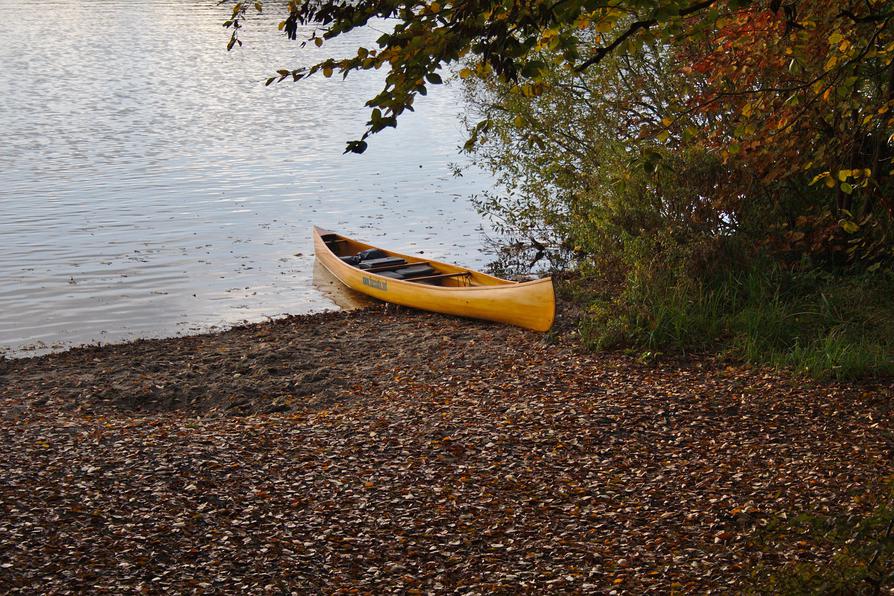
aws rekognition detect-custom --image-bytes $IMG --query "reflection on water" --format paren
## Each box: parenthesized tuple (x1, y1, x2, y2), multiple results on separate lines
(0, 0, 493, 356)
(312, 260, 377, 311)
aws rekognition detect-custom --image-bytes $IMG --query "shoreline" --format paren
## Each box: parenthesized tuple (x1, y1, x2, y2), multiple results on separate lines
(0, 260, 379, 360)
(1, 303, 892, 591)
(1, 303, 561, 416)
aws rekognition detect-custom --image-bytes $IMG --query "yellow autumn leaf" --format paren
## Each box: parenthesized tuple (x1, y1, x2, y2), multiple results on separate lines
(809, 171, 829, 185)
(840, 220, 859, 233)
(459, 67, 473, 79)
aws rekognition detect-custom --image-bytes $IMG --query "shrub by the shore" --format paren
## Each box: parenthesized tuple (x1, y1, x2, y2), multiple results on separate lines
(462, 32, 893, 381)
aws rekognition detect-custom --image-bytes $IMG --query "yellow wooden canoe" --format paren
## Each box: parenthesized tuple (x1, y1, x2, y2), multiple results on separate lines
(313, 227, 555, 332)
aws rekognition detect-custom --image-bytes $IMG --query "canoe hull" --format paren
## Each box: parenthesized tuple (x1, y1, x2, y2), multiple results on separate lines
(313, 228, 555, 332)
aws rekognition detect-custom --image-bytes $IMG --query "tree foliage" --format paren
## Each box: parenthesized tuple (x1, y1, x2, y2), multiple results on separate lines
(461, 32, 748, 277)
(225, 0, 894, 267)
(227, 1, 891, 166)
(677, 1, 894, 266)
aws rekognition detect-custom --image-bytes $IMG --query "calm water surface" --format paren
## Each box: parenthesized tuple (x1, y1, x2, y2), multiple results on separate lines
(1, 1, 494, 356)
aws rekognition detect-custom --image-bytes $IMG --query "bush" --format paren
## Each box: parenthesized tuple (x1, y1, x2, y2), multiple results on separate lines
(463, 30, 894, 379)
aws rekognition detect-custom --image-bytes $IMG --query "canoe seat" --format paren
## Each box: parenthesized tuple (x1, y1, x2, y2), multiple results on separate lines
(377, 271, 404, 280)
(323, 236, 348, 254)
(376, 264, 437, 280)
(358, 257, 407, 270)
(408, 271, 473, 285)
(394, 264, 437, 278)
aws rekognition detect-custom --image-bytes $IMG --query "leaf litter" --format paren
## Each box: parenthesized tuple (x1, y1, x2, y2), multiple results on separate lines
(0, 304, 891, 592)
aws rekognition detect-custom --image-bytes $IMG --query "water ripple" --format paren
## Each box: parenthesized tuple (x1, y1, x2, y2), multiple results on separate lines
(0, 0, 494, 356)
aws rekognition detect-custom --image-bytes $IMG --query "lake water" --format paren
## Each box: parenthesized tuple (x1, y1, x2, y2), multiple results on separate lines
(0, 0, 494, 356)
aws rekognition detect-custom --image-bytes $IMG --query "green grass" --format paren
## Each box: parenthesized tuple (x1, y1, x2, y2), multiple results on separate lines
(576, 265, 894, 379)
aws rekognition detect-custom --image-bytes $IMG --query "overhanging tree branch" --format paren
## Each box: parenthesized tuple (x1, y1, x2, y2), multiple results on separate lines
(575, 1, 716, 72)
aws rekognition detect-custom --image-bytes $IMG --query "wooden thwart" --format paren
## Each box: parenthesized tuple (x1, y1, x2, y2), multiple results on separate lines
(363, 261, 427, 273)
(407, 271, 472, 284)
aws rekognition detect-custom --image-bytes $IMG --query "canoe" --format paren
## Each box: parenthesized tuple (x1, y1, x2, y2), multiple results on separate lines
(313, 227, 555, 332)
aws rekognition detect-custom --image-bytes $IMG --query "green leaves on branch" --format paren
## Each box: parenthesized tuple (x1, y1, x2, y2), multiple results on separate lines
(521, 60, 547, 79)
(224, 0, 745, 152)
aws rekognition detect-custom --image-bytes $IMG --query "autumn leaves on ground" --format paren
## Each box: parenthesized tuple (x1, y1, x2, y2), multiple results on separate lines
(1, 304, 891, 592)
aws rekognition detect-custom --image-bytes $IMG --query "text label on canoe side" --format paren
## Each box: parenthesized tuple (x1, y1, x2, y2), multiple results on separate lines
(362, 276, 387, 291)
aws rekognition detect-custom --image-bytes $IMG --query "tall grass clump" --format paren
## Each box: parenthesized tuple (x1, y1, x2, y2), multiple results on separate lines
(579, 263, 894, 379)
